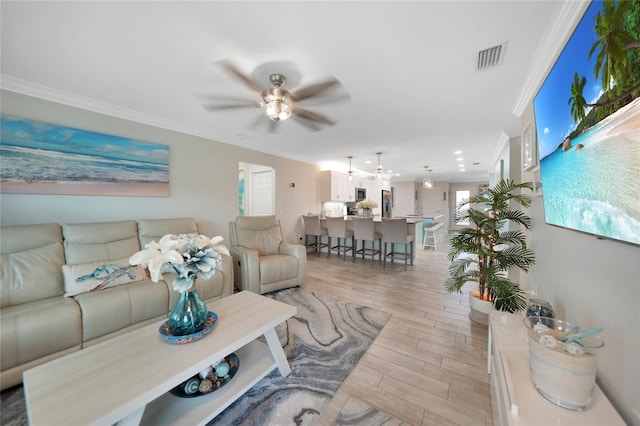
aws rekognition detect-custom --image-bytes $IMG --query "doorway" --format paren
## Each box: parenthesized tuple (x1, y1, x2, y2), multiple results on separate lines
(238, 162, 275, 216)
(453, 187, 472, 228)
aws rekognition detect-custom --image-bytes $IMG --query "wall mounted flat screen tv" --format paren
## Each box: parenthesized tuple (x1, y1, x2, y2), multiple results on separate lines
(532, 0, 640, 246)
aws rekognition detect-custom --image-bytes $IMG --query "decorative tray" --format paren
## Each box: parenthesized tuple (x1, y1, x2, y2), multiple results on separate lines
(169, 353, 240, 398)
(158, 311, 218, 345)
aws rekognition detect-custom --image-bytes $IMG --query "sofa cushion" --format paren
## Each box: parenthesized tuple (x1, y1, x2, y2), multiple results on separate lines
(259, 254, 299, 285)
(63, 256, 148, 297)
(62, 220, 140, 264)
(73, 279, 169, 342)
(235, 215, 282, 256)
(0, 243, 65, 308)
(137, 218, 198, 248)
(1, 296, 82, 370)
(0, 223, 63, 254)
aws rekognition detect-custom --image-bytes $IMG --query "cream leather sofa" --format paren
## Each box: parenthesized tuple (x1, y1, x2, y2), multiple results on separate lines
(0, 217, 233, 390)
(228, 215, 306, 295)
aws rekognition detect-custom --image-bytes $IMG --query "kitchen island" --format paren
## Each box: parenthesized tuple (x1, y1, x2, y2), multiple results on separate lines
(392, 215, 445, 247)
(317, 215, 442, 264)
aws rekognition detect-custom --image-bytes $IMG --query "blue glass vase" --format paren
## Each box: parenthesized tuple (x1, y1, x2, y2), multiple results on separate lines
(168, 286, 208, 336)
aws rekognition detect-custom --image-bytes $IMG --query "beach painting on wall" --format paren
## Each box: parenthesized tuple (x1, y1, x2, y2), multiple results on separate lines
(532, 0, 640, 246)
(0, 114, 170, 197)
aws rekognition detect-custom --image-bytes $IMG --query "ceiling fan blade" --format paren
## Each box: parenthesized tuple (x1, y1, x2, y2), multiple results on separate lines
(268, 120, 279, 134)
(291, 78, 341, 101)
(291, 115, 322, 131)
(219, 60, 263, 93)
(202, 102, 260, 111)
(196, 93, 256, 103)
(247, 113, 266, 130)
(293, 108, 336, 125)
(296, 92, 351, 106)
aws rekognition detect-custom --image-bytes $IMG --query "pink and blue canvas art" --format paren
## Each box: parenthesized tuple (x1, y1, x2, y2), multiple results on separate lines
(0, 114, 170, 196)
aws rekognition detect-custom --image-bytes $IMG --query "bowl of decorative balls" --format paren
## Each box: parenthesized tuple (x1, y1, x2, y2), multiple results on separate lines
(169, 353, 240, 398)
(523, 316, 604, 411)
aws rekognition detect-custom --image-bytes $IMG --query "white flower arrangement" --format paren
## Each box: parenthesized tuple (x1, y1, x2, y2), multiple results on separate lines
(356, 198, 378, 209)
(129, 233, 229, 293)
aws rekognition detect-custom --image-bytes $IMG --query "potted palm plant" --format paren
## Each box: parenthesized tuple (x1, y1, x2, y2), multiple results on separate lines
(444, 179, 535, 324)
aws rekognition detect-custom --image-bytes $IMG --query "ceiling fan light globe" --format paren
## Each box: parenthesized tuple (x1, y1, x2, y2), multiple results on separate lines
(264, 99, 293, 121)
(262, 87, 293, 121)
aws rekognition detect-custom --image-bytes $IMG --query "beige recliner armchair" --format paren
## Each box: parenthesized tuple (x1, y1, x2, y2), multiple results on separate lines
(228, 215, 306, 294)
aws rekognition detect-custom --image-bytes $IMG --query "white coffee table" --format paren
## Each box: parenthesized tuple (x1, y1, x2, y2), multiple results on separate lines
(23, 291, 297, 426)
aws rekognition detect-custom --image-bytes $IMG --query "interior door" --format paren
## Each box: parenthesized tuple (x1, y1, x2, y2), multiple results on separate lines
(239, 162, 275, 216)
(251, 169, 274, 216)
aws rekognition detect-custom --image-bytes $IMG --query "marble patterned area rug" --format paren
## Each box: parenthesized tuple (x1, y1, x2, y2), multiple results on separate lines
(333, 397, 407, 426)
(0, 288, 389, 426)
(208, 288, 391, 425)
(0, 384, 25, 426)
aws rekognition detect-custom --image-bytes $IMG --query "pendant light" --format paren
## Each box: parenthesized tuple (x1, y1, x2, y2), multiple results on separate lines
(347, 156, 354, 181)
(375, 152, 383, 181)
(423, 166, 434, 189)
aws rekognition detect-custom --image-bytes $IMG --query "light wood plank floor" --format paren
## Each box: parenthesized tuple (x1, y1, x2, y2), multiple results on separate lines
(303, 238, 494, 426)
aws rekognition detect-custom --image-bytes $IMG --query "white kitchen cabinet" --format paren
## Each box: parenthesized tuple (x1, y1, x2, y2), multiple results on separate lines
(320, 171, 355, 202)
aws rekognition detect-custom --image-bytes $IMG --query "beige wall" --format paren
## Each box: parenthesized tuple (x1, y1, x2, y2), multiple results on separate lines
(519, 103, 640, 424)
(0, 90, 321, 245)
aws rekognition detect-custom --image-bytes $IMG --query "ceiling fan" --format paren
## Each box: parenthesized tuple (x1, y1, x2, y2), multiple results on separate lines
(199, 60, 349, 132)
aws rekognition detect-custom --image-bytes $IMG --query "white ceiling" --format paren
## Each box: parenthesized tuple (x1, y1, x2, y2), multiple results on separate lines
(1, 1, 578, 183)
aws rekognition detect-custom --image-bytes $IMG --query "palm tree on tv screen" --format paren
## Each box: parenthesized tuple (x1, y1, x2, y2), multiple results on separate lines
(568, 72, 589, 123)
(589, 0, 634, 93)
(566, 0, 639, 130)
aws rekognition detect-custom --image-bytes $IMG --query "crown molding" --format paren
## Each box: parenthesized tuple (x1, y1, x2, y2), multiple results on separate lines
(0, 74, 221, 141)
(0, 75, 318, 165)
(490, 131, 511, 168)
(512, 0, 591, 117)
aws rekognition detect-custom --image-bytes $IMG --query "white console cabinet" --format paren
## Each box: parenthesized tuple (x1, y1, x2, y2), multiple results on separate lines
(488, 310, 624, 425)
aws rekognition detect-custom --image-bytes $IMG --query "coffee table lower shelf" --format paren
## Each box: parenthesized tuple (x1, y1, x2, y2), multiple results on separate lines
(140, 339, 275, 426)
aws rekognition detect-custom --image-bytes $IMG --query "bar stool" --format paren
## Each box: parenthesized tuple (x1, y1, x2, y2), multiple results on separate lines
(423, 222, 443, 250)
(302, 215, 328, 256)
(381, 218, 414, 270)
(351, 217, 382, 265)
(326, 216, 354, 261)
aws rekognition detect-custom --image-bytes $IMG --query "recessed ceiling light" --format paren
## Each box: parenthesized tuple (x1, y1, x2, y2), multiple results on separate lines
(460, 168, 466, 172)
(454, 150, 462, 155)
(457, 157, 464, 161)
(458, 164, 465, 167)
(395, 173, 400, 177)
(365, 160, 371, 164)
(387, 169, 392, 173)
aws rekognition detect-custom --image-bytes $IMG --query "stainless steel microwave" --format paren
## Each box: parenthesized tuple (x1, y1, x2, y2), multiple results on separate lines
(355, 187, 366, 201)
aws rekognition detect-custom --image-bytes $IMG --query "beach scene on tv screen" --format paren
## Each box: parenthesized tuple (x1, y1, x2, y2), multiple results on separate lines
(533, 0, 640, 245)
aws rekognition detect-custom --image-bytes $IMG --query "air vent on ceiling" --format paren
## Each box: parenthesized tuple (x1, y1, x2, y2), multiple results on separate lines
(477, 43, 506, 71)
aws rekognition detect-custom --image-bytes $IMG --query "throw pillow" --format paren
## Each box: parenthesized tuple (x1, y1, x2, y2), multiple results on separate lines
(63, 256, 148, 297)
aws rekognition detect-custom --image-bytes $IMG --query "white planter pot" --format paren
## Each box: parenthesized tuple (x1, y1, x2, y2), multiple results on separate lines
(469, 291, 492, 325)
